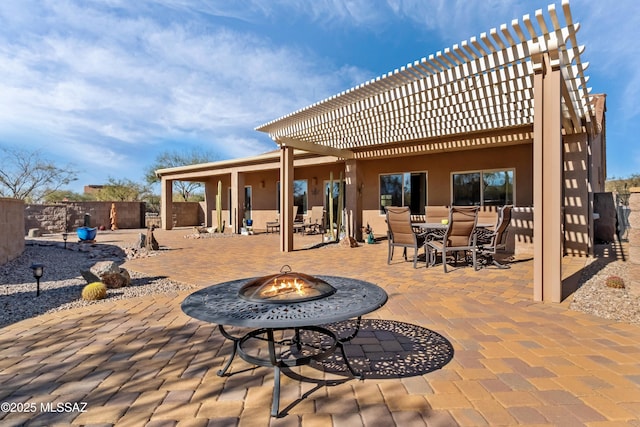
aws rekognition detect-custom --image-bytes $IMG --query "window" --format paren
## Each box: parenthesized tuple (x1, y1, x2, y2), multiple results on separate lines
(452, 169, 514, 206)
(276, 180, 308, 214)
(379, 172, 427, 214)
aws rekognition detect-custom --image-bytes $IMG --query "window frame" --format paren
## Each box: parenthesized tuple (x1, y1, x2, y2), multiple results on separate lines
(276, 179, 309, 215)
(450, 168, 515, 206)
(378, 171, 428, 215)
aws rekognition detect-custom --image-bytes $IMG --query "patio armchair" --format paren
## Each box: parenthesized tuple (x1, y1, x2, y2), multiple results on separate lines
(476, 205, 513, 269)
(426, 206, 479, 272)
(385, 206, 428, 268)
(304, 206, 325, 235)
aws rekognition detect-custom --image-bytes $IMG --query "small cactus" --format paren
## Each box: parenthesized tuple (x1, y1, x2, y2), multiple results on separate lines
(605, 275, 625, 289)
(82, 282, 107, 301)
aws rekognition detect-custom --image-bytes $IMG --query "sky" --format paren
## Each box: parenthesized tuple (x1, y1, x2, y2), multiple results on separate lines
(1, 0, 639, 195)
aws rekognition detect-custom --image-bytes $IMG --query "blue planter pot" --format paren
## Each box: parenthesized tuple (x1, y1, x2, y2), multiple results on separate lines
(77, 227, 97, 241)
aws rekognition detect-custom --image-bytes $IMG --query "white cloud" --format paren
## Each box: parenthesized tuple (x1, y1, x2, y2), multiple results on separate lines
(0, 0, 356, 173)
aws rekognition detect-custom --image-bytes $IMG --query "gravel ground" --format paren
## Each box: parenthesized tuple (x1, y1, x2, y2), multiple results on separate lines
(0, 241, 194, 328)
(569, 255, 640, 325)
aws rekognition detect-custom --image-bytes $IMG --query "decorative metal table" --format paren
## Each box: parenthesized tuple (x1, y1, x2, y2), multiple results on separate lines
(181, 275, 387, 417)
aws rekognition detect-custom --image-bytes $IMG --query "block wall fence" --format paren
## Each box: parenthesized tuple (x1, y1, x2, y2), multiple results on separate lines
(628, 189, 640, 291)
(0, 198, 25, 264)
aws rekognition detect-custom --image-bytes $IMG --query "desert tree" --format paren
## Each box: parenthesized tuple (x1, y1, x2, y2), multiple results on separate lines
(0, 146, 77, 202)
(145, 148, 219, 201)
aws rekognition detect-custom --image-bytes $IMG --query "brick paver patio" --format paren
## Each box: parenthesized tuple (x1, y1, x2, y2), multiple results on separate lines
(1, 228, 639, 426)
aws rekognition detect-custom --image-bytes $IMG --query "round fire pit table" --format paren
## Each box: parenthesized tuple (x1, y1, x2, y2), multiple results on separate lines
(181, 275, 387, 417)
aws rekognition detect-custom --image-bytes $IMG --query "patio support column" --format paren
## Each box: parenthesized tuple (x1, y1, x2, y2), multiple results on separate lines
(280, 146, 294, 252)
(203, 179, 216, 228)
(345, 159, 363, 241)
(231, 171, 245, 234)
(160, 177, 173, 230)
(532, 45, 563, 302)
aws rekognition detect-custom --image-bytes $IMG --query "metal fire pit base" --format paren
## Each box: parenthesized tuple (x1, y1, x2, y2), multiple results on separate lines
(217, 320, 363, 417)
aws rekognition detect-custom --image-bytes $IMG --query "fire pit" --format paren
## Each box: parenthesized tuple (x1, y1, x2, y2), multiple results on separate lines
(238, 265, 336, 303)
(181, 268, 387, 417)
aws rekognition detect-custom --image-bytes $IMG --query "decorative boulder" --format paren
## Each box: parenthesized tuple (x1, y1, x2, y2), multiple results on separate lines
(339, 236, 359, 248)
(90, 261, 121, 277)
(89, 260, 131, 289)
(80, 270, 102, 284)
(101, 271, 131, 289)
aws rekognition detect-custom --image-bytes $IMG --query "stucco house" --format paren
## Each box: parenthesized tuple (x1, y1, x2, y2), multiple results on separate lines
(156, 1, 606, 302)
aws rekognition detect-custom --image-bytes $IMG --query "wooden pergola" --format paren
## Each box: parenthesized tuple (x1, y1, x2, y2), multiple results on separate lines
(256, 0, 598, 302)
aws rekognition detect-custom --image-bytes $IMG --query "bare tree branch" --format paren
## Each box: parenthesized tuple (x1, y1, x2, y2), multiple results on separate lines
(0, 147, 77, 202)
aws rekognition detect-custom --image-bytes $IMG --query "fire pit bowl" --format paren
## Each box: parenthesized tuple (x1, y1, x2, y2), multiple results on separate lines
(239, 265, 336, 303)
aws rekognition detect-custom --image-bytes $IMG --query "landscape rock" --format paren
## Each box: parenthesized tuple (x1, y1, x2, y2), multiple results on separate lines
(101, 270, 131, 289)
(90, 261, 121, 277)
(339, 236, 359, 248)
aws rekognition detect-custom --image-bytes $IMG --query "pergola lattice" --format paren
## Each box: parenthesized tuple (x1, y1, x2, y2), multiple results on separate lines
(256, 0, 592, 156)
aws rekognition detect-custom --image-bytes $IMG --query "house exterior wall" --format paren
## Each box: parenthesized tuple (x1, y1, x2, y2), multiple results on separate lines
(159, 128, 599, 258)
(359, 143, 534, 239)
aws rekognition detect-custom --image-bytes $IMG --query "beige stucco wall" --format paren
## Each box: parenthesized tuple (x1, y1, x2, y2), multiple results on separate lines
(563, 133, 590, 255)
(0, 198, 25, 265)
(360, 143, 534, 237)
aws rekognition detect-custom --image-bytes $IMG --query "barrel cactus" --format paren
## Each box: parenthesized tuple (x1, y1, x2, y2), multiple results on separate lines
(605, 275, 625, 289)
(82, 282, 107, 301)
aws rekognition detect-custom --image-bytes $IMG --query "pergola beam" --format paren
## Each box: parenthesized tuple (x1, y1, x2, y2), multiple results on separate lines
(276, 137, 354, 159)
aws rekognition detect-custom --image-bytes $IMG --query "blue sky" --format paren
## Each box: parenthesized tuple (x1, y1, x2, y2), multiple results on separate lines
(1, 0, 638, 194)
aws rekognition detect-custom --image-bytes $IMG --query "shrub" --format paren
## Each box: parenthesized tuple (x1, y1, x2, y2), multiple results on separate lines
(82, 282, 107, 301)
(605, 275, 625, 289)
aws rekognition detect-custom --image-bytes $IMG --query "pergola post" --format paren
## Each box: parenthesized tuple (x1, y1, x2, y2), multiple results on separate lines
(345, 159, 363, 241)
(160, 177, 173, 230)
(533, 46, 563, 302)
(231, 171, 245, 234)
(280, 146, 294, 252)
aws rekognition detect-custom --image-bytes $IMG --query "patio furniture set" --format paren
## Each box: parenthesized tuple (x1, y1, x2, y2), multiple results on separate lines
(385, 205, 513, 272)
(266, 205, 326, 235)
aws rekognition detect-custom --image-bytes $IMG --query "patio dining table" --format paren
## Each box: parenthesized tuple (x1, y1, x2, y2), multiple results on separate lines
(412, 222, 495, 231)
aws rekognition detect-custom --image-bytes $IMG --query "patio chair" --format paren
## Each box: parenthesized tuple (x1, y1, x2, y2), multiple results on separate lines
(424, 205, 450, 240)
(293, 205, 306, 233)
(477, 206, 499, 231)
(426, 206, 479, 272)
(266, 214, 280, 233)
(385, 206, 428, 268)
(304, 206, 325, 235)
(265, 206, 300, 233)
(476, 205, 513, 269)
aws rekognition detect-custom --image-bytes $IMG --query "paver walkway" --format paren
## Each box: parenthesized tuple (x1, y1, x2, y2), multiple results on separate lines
(1, 229, 639, 426)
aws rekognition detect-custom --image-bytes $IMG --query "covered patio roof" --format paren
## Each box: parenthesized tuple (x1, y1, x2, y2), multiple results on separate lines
(256, 0, 593, 156)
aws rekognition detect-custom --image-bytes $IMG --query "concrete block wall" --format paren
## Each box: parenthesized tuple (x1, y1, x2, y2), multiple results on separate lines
(172, 202, 203, 227)
(24, 202, 145, 234)
(0, 198, 25, 265)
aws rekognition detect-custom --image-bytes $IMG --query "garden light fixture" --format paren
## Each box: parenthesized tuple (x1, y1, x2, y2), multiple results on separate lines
(30, 263, 44, 296)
